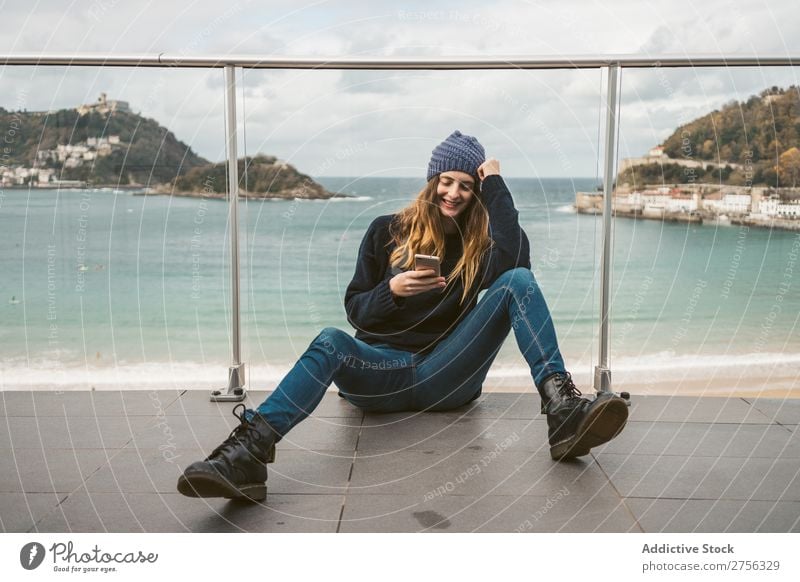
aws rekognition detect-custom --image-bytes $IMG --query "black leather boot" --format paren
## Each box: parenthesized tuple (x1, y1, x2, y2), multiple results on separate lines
(177, 404, 278, 501)
(538, 372, 628, 460)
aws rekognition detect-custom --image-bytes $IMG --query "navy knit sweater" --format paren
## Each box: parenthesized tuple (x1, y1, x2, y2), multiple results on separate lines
(344, 175, 531, 354)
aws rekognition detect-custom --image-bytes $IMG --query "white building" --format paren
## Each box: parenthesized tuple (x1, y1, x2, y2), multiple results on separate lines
(755, 197, 779, 216)
(667, 197, 697, 212)
(703, 193, 751, 214)
(642, 193, 672, 211)
(776, 202, 800, 218)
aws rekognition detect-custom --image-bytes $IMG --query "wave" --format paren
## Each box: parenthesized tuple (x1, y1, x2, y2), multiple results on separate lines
(316, 195, 373, 202)
(0, 361, 290, 391)
(554, 204, 576, 214)
(485, 351, 800, 384)
(2, 351, 798, 391)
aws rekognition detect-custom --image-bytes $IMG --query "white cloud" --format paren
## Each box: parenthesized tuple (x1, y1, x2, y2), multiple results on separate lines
(1, 0, 798, 176)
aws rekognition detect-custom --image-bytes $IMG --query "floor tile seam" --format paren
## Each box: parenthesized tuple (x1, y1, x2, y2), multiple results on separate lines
(14, 404, 137, 533)
(337, 409, 365, 533)
(20, 492, 70, 534)
(622, 495, 800, 502)
(600, 451, 800, 505)
(593, 452, 800, 460)
(595, 453, 800, 459)
(742, 397, 800, 429)
(626, 420, 784, 425)
(590, 451, 645, 533)
(50, 444, 147, 532)
(350, 449, 800, 459)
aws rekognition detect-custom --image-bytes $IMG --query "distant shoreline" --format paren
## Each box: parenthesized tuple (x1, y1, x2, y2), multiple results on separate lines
(2, 184, 354, 200)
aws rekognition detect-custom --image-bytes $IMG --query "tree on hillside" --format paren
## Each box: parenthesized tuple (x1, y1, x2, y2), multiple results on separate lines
(777, 147, 800, 188)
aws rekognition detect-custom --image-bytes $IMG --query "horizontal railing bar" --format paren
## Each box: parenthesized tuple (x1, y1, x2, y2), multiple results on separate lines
(0, 53, 799, 69)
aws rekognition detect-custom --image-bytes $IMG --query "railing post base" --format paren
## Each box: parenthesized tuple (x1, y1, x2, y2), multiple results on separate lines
(210, 364, 247, 402)
(593, 365, 612, 394)
(593, 365, 630, 405)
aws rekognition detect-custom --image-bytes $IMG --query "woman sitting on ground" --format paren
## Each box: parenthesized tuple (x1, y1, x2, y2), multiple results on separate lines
(177, 130, 628, 501)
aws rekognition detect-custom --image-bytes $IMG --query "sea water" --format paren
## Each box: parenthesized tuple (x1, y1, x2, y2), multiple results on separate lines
(1, 177, 798, 391)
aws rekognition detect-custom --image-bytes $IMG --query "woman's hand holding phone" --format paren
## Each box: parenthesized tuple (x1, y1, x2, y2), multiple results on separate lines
(389, 269, 446, 298)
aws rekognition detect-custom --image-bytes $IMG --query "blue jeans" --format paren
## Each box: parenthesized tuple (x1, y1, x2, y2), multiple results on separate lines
(251, 267, 566, 437)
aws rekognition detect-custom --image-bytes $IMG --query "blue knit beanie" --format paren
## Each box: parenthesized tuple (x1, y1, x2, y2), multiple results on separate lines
(427, 130, 486, 182)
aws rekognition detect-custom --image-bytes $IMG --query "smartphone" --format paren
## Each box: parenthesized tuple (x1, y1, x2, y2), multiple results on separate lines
(414, 254, 441, 277)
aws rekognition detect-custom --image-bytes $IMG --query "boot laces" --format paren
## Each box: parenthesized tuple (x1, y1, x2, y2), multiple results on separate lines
(208, 403, 265, 460)
(555, 372, 583, 402)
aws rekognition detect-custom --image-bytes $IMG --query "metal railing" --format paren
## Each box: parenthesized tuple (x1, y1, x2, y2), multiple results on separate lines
(3, 53, 798, 400)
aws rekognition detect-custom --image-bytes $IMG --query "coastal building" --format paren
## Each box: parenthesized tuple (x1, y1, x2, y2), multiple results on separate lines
(776, 202, 800, 218)
(703, 193, 751, 214)
(666, 195, 697, 213)
(577, 181, 799, 231)
(642, 192, 671, 212)
(754, 197, 779, 217)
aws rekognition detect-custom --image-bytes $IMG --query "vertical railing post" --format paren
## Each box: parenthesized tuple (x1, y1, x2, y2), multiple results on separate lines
(593, 63, 619, 395)
(211, 64, 246, 402)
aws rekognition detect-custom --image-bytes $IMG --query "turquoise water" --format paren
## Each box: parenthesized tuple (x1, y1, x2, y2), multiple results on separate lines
(1, 177, 798, 390)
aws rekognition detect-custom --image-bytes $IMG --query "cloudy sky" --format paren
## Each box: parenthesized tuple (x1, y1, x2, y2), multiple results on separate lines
(1, 0, 798, 177)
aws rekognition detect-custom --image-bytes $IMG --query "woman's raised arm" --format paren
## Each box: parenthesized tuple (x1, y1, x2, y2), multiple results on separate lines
(477, 159, 531, 287)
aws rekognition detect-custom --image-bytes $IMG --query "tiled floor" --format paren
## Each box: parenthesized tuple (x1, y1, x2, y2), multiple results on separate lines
(1, 390, 798, 533)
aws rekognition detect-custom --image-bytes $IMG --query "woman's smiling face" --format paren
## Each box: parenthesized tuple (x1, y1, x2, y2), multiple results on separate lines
(436, 171, 475, 220)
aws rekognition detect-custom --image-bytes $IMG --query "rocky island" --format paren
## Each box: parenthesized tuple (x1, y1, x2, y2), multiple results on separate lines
(151, 154, 340, 200)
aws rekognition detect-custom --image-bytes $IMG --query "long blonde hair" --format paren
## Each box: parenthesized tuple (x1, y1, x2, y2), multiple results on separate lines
(388, 175, 493, 304)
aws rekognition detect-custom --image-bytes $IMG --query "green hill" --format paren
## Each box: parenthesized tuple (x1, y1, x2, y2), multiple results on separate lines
(0, 106, 208, 185)
(620, 85, 800, 187)
(1, 100, 335, 197)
